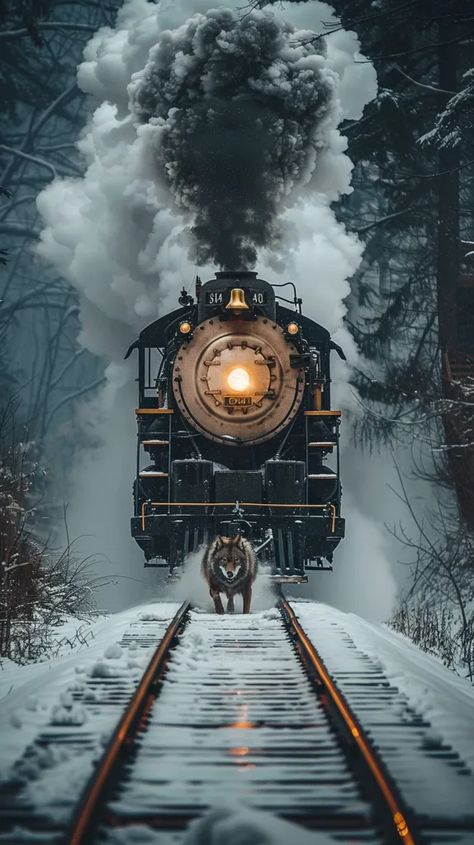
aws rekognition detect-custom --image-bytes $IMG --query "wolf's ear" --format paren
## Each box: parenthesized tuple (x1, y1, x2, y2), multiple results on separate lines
(234, 534, 244, 549)
(215, 536, 224, 550)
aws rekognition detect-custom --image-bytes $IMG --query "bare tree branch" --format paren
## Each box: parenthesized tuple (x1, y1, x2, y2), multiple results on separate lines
(45, 377, 106, 430)
(0, 145, 57, 179)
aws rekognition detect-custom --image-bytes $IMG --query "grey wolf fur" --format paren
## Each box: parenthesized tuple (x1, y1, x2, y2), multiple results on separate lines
(202, 535, 257, 614)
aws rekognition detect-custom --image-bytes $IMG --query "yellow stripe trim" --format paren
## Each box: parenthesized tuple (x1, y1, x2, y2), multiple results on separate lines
(304, 410, 341, 416)
(135, 408, 174, 414)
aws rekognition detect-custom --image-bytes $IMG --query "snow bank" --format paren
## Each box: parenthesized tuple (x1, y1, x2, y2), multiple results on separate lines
(0, 602, 179, 782)
(293, 600, 474, 770)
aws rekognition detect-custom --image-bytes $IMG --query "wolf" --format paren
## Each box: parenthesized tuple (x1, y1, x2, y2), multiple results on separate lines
(202, 535, 257, 614)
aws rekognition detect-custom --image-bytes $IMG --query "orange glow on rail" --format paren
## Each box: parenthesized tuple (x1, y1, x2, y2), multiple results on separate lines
(394, 812, 410, 838)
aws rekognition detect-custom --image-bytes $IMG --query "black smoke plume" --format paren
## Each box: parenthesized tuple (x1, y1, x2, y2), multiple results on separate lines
(132, 8, 335, 269)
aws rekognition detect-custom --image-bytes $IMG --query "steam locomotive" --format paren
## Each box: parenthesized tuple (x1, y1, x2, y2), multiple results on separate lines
(126, 271, 345, 582)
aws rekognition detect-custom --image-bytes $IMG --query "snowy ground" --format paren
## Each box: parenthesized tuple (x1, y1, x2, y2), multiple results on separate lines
(293, 601, 474, 772)
(0, 597, 473, 844)
(0, 603, 180, 785)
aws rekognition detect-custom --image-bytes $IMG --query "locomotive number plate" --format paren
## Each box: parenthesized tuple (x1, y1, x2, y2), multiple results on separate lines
(205, 290, 267, 305)
(206, 291, 225, 304)
(224, 396, 252, 406)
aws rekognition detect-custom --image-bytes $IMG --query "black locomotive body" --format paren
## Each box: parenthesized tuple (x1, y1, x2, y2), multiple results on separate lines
(127, 271, 346, 582)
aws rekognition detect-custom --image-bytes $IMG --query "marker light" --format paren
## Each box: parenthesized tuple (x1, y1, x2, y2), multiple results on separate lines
(287, 322, 299, 335)
(227, 367, 250, 392)
(179, 321, 192, 335)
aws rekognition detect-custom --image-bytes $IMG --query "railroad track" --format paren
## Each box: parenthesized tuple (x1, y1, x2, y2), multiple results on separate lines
(64, 598, 422, 845)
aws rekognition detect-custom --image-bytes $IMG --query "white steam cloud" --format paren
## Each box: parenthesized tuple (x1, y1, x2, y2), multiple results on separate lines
(36, 0, 396, 620)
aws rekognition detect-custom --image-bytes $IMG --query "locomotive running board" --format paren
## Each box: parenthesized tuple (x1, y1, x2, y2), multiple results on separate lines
(267, 575, 308, 584)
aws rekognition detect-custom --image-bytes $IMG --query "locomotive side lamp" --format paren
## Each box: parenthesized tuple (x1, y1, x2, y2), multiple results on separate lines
(225, 288, 250, 310)
(227, 367, 251, 392)
(179, 321, 192, 335)
(287, 322, 300, 335)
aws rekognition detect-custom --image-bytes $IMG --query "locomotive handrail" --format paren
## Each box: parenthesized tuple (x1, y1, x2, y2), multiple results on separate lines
(140, 500, 337, 533)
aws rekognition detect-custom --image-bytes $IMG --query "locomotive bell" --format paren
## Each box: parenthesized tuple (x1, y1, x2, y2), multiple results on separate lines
(225, 288, 249, 311)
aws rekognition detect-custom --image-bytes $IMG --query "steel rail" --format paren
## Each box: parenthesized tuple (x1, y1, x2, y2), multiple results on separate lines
(279, 597, 418, 845)
(65, 601, 190, 845)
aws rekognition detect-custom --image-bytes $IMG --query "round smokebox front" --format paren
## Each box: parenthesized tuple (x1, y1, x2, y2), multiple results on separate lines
(172, 316, 305, 445)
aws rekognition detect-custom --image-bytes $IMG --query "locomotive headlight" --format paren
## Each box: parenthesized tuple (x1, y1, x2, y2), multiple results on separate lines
(227, 367, 250, 392)
(179, 321, 192, 335)
(287, 322, 299, 335)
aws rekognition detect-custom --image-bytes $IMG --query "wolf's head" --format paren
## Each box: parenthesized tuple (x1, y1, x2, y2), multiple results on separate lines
(213, 535, 247, 584)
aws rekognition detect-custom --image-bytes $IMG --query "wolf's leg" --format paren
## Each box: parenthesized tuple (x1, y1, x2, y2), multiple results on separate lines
(227, 593, 235, 614)
(210, 588, 225, 614)
(242, 584, 252, 614)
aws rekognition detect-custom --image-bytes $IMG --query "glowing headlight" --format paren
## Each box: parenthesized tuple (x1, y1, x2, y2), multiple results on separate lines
(227, 367, 250, 392)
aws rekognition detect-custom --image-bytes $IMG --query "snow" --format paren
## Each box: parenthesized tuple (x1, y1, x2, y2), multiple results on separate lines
(182, 805, 337, 845)
(50, 699, 87, 726)
(0, 603, 180, 783)
(291, 600, 474, 771)
(98, 806, 345, 845)
(104, 642, 124, 659)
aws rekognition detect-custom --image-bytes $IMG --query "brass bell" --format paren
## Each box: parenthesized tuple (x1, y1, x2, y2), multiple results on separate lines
(225, 288, 249, 310)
